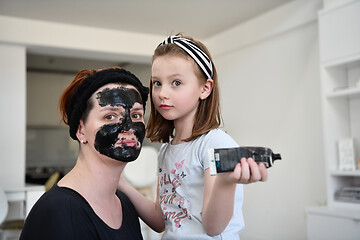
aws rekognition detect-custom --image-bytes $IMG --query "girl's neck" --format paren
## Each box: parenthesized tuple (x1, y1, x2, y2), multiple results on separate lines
(172, 116, 195, 145)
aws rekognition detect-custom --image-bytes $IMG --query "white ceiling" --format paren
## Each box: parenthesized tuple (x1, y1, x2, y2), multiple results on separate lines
(1, 0, 294, 70)
(0, 0, 292, 39)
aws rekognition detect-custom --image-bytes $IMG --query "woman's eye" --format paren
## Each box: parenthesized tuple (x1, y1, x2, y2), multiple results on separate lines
(132, 113, 143, 120)
(105, 114, 116, 121)
(172, 80, 181, 86)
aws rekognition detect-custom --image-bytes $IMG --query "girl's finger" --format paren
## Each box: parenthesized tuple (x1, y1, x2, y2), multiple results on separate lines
(239, 158, 250, 183)
(248, 158, 261, 183)
(258, 163, 268, 181)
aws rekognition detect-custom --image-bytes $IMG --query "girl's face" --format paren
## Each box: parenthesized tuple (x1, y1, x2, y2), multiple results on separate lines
(151, 55, 204, 124)
(80, 83, 145, 162)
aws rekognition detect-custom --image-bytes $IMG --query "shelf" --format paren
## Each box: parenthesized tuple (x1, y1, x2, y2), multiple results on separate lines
(318, 0, 360, 17)
(322, 53, 360, 69)
(307, 206, 360, 220)
(330, 170, 360, 177)
(326, 87, 360, 99)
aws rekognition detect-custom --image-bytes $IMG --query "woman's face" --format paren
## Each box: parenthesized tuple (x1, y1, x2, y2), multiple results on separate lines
(82, 83, 145, 162)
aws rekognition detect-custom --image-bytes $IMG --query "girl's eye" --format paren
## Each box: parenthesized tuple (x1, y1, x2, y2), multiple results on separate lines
(172, 80, 181, 87)
(153, 81, 161, 87)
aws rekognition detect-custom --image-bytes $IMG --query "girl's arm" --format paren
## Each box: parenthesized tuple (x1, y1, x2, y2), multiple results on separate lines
(118, 176, 165, 233)
(202, 157, 267, 236)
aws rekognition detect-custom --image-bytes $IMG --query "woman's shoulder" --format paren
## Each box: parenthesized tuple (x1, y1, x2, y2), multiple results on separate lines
(21, 185, 80, 239)
(32, 184, 92, 215)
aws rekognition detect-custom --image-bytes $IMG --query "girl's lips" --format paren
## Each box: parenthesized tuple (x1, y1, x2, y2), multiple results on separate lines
(159, 104, 173, 110)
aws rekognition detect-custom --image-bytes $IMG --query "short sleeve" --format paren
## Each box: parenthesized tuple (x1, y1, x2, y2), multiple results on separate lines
(200, 129, 239, 170)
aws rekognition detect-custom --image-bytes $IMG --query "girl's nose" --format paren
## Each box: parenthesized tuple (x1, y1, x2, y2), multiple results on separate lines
(158, 86, 169, 100)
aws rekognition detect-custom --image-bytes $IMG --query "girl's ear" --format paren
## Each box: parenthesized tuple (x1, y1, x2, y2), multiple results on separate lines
(200, 78, 214, 100)
(76, 120, 86, 143)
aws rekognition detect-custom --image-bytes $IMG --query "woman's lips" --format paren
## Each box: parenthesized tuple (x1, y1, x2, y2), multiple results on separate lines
(115, 139, 137, 147)
(117, 141, 136, 147)
(122, 141, 136, 147)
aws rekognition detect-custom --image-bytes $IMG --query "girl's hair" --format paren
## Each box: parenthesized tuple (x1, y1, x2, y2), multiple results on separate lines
(146, 33, 221, 143)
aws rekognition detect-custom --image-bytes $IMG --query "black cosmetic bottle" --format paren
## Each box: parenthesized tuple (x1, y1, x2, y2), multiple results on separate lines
(208, 146, 282, 175)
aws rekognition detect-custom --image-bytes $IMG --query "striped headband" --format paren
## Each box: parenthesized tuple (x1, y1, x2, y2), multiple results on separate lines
(157, 35, 214, 79)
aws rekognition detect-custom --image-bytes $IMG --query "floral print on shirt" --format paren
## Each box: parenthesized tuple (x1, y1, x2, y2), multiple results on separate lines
(159, 159, 192, 228)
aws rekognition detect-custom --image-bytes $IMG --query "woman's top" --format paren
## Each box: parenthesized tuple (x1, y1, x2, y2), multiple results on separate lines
(20, 184, 143, 240)
(158, 128, 244, 240)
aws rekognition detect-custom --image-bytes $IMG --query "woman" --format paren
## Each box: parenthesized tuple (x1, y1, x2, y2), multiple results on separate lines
(20, 67, 149, 240)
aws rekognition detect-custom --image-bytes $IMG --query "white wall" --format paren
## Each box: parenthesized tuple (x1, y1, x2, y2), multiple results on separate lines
(207, 0, 326, 239)
(0, 43, 26, 187)
(0, 15, 162, 64)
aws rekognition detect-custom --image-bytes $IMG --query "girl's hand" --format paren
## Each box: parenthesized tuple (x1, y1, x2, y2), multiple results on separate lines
(220, 158, 268, 184)
(118, 175, 131, 191)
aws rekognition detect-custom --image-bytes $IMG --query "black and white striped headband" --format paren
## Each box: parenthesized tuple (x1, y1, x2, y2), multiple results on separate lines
(157, 35, 214, 79)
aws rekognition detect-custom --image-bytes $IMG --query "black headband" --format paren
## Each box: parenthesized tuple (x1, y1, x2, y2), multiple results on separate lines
(158, 35, 214, 79)
(67, 68, 149, 141)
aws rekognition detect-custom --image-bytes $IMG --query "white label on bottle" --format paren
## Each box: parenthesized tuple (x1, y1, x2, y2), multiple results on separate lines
(208, 149, 217, 176)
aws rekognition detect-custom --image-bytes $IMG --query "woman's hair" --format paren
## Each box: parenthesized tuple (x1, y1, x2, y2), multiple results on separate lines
(59, 66, 149, 141)
(59, 69, 96, 126)
(146, 33, 221, 143)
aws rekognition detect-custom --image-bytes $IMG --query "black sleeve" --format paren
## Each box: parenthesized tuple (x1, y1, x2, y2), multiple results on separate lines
(20, 192, 75, 240)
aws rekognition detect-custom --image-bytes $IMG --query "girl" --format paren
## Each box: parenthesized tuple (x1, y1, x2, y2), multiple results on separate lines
(21, 67, 149, 239)
(119, 34, 267, 239)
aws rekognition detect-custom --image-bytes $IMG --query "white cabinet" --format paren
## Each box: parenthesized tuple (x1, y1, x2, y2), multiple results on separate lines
(319, 0, 360, 65)
(307, 1, 360, 239)
(307, 207, 360, 240)
(319, 0, 360, 209)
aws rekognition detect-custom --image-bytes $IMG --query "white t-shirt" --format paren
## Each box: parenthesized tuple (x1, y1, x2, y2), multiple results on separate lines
(157, 129, 244, 240)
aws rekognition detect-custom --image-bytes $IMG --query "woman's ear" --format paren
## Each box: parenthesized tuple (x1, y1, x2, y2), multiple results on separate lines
(200, 78, 214, 100)
(76, 120, 86, 143)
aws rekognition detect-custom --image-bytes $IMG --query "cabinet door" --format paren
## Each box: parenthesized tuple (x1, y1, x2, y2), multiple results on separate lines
(307, 213, 360, 240)
(319, 1, 360, 64)
(27, 72, 73, 126)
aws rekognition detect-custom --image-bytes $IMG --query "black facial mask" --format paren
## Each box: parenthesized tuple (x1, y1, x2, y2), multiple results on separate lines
(94, 87, 145, 162)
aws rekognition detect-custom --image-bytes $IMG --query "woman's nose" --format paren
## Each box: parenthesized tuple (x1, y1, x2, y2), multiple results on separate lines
(121, 128, 135, 134)
(118, 129, 135, 138)
(120, 113, 135, 132)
